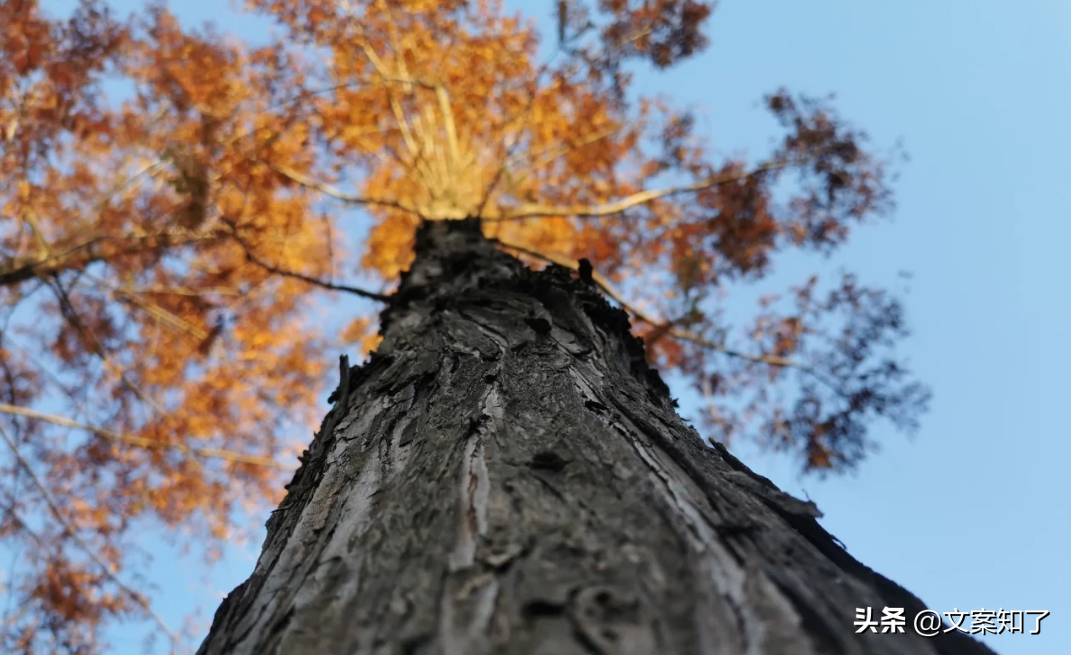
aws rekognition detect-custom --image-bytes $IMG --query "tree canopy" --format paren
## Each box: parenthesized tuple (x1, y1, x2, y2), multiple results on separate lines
(0, 0, 928, 651)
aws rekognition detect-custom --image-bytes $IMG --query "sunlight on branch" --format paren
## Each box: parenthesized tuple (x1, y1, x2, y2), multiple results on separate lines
(0, 403, 294, 471)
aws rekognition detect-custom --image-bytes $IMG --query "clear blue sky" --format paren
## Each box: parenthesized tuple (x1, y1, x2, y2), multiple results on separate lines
(39, 1, 1067, 653)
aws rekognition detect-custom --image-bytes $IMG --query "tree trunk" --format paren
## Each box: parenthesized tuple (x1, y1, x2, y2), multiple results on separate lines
(197, 219, 995, 655)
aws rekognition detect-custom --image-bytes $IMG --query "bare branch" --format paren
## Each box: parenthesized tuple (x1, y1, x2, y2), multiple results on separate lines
(0, 403, 295, 471)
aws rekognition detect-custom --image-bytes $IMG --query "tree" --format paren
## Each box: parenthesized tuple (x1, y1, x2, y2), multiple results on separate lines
(199, 218, 993, 655)
(1, 0, 930, 651)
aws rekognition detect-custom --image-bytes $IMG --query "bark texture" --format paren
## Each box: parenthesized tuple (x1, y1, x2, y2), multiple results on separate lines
(198, 219, 996, 655)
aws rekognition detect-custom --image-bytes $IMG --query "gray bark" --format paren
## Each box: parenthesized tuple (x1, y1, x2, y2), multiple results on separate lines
(198, 219, 996, 655)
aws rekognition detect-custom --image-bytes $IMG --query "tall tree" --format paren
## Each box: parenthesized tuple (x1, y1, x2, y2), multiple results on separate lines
(199, 218, 992, 655)
(1, 0, 928, 651)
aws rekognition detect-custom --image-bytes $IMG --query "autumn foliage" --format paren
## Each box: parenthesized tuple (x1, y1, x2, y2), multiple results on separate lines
(0, 0, 928, 651)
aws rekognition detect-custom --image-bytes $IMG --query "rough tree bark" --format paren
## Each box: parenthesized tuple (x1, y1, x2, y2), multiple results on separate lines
(198, 219, 996, 655)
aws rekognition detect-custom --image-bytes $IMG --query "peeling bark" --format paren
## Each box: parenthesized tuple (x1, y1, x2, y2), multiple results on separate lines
(198, 219, 996, 655)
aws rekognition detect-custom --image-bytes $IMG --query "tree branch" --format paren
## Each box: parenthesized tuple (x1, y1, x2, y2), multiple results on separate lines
(259, 158, 428, 217)
(222, 221, 390, 302)
(0, 403, 295, 471)
(97, 282, 211, 342)
(21, 206, 50, 261)
(50, 279, 170, 417)
(264, 159, 789, 225)
(506, 124, 621, 176)
(491, 237, 819, 374)
(0, 227, 228, 288)
(483, 160, 789, 221)
(100, 283, 242, 297)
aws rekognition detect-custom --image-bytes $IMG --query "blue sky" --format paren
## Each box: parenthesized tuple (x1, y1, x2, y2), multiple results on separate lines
(34, 1, 1068, 653)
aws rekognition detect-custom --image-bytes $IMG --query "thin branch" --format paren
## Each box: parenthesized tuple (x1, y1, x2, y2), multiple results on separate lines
(321, 213, 337, 294)
(374, 0, 424, 158)
(506, 124, 621, 175)
(0, 227, 229, 288)
(1, 501, 44, 634)
(434, 83, 461, 165)
(0, 334, 87, 415)
(253, 89, 782, 228)
(418, 102, 445, 190)
(247, 252, 390, 301)
(491, 237, 820, 374)
(474, 72, 571, 220)
(483, 161, 790, 222)
(616, 26, 655, 49)
(222, 221, 389, 302)
(388, 91, 421, 161)
(477, 123, 623, 224)
(99, 158, 168, 208)
(21, 207, 50, 261)
(361, 63, 444, 186)
(0, 403, 295, 471)
(0, 423, 180, 651)
(473, 112, 535, 221)
(2, 505, 47, 550)
(97, 283, 210, 342)
(98, 283, 242, 297)
(259, 158, 427, 216)
(351, 29, 420, 160)
(341, 5, 462, 181)
(50, 279, 169, 417)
